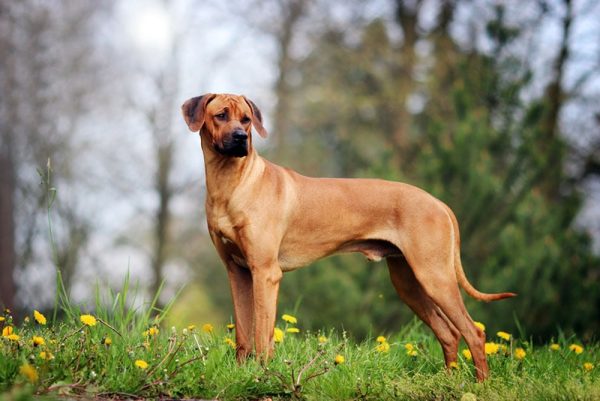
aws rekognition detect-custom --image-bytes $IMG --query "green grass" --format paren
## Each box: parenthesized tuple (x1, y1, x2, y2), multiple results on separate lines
(1, 281, 599, 401)
(16, 158, 596, 400)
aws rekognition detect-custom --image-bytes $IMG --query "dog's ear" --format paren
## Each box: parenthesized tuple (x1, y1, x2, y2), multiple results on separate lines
(243, 96, 268, 138)
(181, 94, 216, 132)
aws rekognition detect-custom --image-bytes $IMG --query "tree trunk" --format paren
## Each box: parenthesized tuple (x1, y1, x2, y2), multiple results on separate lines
(148, 33, 180, 307)
(540, 0, 572, 200)
(0, 150, 17, 312)
(393, 0, 424, 161)
(272, 0, 306, 162)
(0, 0, 17, 315)
(150, 142, 174, 307)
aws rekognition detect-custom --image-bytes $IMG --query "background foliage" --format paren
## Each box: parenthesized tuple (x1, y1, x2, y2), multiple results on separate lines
(201, 1, 600, 341)
(1, 0, 599, 343)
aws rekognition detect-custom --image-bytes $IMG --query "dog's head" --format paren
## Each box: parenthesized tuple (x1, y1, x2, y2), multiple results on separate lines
(181, 93, 268, 158)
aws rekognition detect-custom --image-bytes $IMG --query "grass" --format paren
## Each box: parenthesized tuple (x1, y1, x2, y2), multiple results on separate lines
(1, 279, 599, 401)
(1, 166, 597, 400)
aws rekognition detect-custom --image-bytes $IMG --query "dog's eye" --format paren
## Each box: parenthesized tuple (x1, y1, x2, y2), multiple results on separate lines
(215, 112, 226, 120)
(241, 116, 251, 124)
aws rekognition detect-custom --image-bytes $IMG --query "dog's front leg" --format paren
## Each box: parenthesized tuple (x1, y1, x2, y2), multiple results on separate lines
(209, 232, 255, 362)
(226, 261, 254, 362)
(250, 259, 283, 363)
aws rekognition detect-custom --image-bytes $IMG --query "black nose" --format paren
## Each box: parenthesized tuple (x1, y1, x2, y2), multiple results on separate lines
(232, 130, 248, 141)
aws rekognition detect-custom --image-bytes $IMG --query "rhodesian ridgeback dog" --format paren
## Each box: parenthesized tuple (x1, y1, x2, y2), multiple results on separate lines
(181, 93, 515, 381)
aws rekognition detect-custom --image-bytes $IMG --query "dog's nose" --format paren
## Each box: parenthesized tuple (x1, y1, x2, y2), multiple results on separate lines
(232, 130, 248, 141)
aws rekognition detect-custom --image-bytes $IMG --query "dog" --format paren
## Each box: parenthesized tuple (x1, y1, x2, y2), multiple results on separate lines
(181, 93, 515, 381)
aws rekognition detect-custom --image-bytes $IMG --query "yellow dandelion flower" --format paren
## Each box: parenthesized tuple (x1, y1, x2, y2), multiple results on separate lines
(102, 337, 112, 346)
(405, 343, 414, 351)
(376, 342, 390, 353)
(474, 321, 486, 332)
(33, 310, 46, 325)
(226, 323, 235, 330)
(39, 351, 54, 360)
(462, 349, 472, 360)
(0, 317, 4, 322)
(583, 362, 594, 372)
(274, 327, 284, 343)
(407, 349, 418, 357)
(514, 347, 526, 360)
(286, 327, 300, 333)
(449, 361, 459, 369)
(334, 354, 345, 365)
(187, 324, 196, 331)
(282, 314, 297, 324)
(376, 336, 387, 344)
(202, 323, 214, 333)
(485, 342, 499, 355)
(32, 336, 45, 347)
(569, 344, 584, 354)
(497, 331, 511, 341)
(224, 338, 236, 349)
(135, 360, 148, 370)
(145, 327, 159, 337)
(80, 314, 97, 327)
(20, 363, 38, 383)
(549, 343, 560, 351)
(6, 334, 20, 341)
(318, 336, 328, 344)
(2, 326, 13, 337)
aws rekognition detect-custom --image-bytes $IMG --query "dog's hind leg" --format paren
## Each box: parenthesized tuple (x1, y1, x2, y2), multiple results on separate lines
(386, 256, 461, 367)
(403, 251, 488, 381)
(397, 206, 489, 380)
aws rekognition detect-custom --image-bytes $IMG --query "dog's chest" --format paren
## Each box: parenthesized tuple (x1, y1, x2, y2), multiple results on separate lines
(206, 201, 238, 237)
(206, 204, 250, 267)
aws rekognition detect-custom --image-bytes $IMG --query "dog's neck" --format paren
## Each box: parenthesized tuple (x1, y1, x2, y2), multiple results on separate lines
(201, 137, 265, 204)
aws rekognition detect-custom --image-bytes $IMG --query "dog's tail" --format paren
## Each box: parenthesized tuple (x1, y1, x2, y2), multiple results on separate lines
(455, 248, 517, 302)
(445, 204, 517, 302)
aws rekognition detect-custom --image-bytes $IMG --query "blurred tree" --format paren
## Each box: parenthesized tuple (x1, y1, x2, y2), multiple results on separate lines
(223, 0, 312, 163)
(270, 0, 309, 162)
(119, 1, 193, 310)
(538, 0, 572, 201)
(276, 2, 440, 337)
(412, 48, 599, 339)
(0, 0, 16, 311)
(392, 0, 424, 153)
(138, 40, 181, 309)
(0, 1, 114, 314)
(271, 0, 600, 340)
(108, 0, 598, 340)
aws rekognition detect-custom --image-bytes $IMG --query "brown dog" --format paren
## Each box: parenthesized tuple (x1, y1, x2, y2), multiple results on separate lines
(181, 93, 515, 381)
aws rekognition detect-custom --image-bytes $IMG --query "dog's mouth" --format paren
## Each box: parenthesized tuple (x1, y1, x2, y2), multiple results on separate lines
(215, 140, 248, 158)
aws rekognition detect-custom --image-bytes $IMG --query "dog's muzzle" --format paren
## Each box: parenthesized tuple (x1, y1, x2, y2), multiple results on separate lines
(217, 130, 248, 157)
